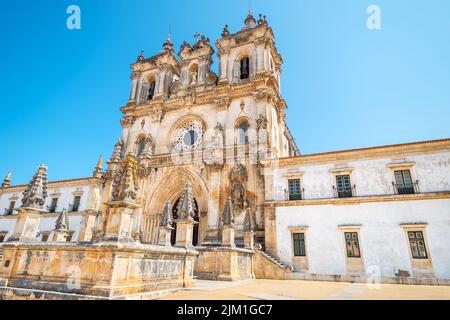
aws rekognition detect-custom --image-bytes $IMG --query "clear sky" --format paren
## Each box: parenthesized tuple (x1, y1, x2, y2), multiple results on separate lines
(1, 0, 449, 184)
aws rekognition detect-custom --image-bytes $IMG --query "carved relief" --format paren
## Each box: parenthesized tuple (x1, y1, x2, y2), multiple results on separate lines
(111, 153, 139, 202)
(214, 97, 230, 111)
(121, 115, 136, 127)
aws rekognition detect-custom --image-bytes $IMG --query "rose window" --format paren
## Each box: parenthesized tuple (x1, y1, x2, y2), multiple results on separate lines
(173, 120, 204, 152)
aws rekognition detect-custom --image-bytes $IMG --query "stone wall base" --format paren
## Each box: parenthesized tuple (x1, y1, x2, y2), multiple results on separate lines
(0, 242, 198, 300)
(194, 246, 255, 282)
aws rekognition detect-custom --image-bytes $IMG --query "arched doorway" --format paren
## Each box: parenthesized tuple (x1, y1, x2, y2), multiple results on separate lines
(171, 197, 200, 246)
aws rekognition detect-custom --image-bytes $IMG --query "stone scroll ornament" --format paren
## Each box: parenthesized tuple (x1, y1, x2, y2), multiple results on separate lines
(21, 164, 48, 209)
(229, 163, 248, 211)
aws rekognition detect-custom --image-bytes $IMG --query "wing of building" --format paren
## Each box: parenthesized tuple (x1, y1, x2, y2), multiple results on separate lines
(0, 12, 449, 299)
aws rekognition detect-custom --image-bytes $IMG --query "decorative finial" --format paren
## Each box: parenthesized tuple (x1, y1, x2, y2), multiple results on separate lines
(222, 24, 230, 37)
(194, 32, 200, 44)
(177, 181, 196, 220)
(163, 32, 174, 52)
(93, 155, 103, 178)
(110, 139, 123, 162)
(243, 206, 254, 232)
(221, 196, 235, 227)
(160, 201, 174, 228)
(21, 164, 48, 209)
(54, 209, 69, 232)
(111, 153, 139, 202)
(1, 171, 11, 188)
(137, 50, 144, 62)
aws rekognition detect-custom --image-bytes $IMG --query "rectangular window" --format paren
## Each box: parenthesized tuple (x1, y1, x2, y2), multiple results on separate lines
(71, 196, 81, 212)
(288, 179, 302, 201)
(5, 201, 15, 215)
(49, 198, 58, 213)
(41, 232, 50, 242)
(344, 232, 361, 258)
(0, 232, 7, 243)
(394, 170, 415, 194)
(336, 175, 353, 198)
(293, 233, 306, 257)
(408, 231, 428, 259)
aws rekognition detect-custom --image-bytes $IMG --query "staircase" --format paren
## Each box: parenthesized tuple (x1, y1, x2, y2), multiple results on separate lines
(253, 249, 294, 279)
(258, 250, 294, 271)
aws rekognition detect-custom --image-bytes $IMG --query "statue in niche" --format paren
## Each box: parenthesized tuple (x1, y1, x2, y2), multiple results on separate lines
(190, 70, 197, 84)
(229, 163, 248, 211)
(212, 122, 224, 148)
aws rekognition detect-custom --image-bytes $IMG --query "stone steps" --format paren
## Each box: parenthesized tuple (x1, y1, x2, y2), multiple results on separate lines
(258, 250, 294, 271)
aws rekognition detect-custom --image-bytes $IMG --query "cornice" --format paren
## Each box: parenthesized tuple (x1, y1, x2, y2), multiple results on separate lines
(263, 138, 450, 167)
(265, 191, 450, 207)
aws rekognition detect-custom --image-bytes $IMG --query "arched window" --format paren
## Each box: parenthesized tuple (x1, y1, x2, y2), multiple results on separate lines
(239, 122, 249, 145)
(240, 57, 250, 80)
(147, 81, 156, 100)
(136, 137, 146, 157)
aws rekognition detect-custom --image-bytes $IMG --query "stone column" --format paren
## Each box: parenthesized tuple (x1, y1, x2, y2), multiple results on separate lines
(222, 225, 236, 248)
(8, 207, 45, 242)
(102, 201, 139, 243)
(174, 219, 197, 248)
(50, 230, 70, 242)
(158, 226, 173, 246)
(78, 210, 98, 242)
(244, 230, 255, 250)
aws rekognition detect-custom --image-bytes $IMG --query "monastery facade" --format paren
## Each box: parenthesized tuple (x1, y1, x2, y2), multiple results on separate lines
(0, 12, 449, 299)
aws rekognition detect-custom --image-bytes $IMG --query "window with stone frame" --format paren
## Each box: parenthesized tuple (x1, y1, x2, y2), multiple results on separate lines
(5, 201, 15, 215)
(71, 196, 81, 212)
(147, 81, 156, 100)
(336, 175, 353, 198)
(292, 233, 306, 257)
(0, 232, 7, 243)
(408, 231, 428, 259)
(136, 137, 146, 157)
(239, 122, 249, 145)
(288, 179, 302, 201)
(41, 232, 50, 242)
(394, 170, 415, 194)
(240, 57, 250, 80)
(344, 232, 361, 258)
(48, 198, 58, 213)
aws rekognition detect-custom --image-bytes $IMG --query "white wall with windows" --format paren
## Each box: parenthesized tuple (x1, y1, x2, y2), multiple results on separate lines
(275, 198, 450, 279)
(272, 150, 450, 201)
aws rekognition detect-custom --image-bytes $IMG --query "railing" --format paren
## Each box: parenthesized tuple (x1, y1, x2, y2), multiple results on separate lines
(68, 204, 79, 212)
(3, 208, 13, 215)
(284, 189, 305, 201)
(333, 185, 356, 198)
(393, 181, 420, 195)
(47, 205, 57, 213)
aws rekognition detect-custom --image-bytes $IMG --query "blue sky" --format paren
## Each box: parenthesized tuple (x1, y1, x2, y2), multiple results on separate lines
(1, 0, 449, 184)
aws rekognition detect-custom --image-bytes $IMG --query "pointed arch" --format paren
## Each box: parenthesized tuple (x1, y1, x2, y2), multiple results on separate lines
(140, 167, 209, 244)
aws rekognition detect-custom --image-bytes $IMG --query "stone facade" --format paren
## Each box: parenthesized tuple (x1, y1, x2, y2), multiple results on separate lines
(0, 11, 449, 299)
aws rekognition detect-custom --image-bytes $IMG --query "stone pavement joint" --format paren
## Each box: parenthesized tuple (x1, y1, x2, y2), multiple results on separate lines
(324, 283, 369, 300)
(240, 292, 303, 300)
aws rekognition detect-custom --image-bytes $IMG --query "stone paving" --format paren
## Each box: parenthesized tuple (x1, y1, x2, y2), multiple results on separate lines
(161, 279, 450, 300)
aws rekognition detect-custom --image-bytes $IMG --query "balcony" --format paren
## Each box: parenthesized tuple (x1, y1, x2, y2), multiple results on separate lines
(47, 205, 57, 213)
(333, 185, 356, 199)
(393, 181, 420, 195)
(285, 189, 305, 201)
(68, 204, 80, 212)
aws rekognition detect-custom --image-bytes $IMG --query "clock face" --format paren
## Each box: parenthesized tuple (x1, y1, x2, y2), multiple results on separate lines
(173, 120, 204, 152)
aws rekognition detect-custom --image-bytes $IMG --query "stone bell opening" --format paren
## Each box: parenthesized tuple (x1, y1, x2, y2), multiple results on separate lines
(171, 197, 200, 246)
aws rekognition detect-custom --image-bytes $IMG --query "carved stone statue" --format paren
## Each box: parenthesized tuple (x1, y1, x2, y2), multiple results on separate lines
(212, 122, 224, 148)
(229, 163, 248, 211)
(190, 70, 198, 84)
